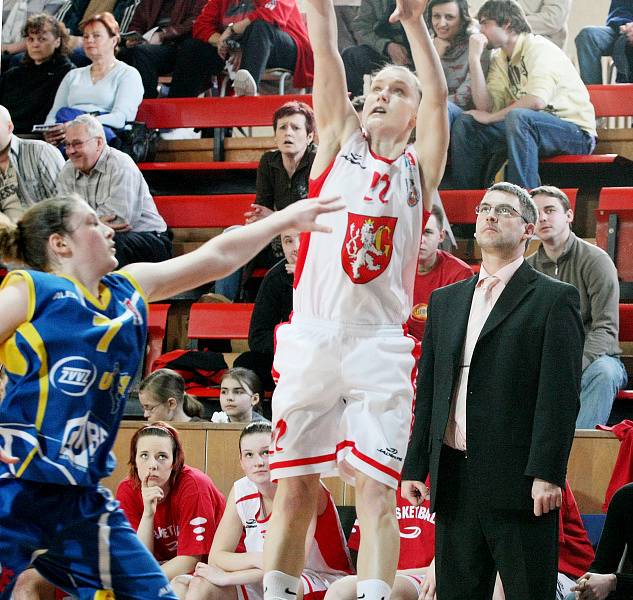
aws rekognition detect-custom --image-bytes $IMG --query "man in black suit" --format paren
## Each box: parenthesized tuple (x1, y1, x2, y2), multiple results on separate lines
(402, 182, 583, 600)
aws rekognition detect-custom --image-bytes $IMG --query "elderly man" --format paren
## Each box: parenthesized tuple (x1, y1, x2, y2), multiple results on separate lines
(56, 114, 172, 267)
(0, 104, 64, 222)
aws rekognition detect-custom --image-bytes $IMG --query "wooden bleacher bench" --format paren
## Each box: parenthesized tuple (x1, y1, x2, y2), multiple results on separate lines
(136, 94, 313, 172)
(539, 85, 633, 187)
(541, 85, 633, 167)
(102, 422, 617, 514)
(186, 303, 254, 398)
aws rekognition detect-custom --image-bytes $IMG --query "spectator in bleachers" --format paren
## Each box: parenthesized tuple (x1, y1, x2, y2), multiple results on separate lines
(526, 186, 627, 429)
(117, 0, 207, 99)
(0, 14, 74, 135)
(0, 105, 65, 223)
(215, 101, 315, 301)
(171, 421, 352, 600)
(450, 0, 596, 190)
(55, 0, 142, 67)
(408, 204, 473, 342)
(575, 0, 633, 85)
(568, 482, 633, 600)
(516, 0, 571, 49)
(211, 368, 269, 423)
(325, 484, 437, 600)
(139, 369, 207, 423)
(42, 12, 143, 147)
(340, 0, 412, 98)
(182, 0, 313, 98)
(56, 114, 172, 267)
(1, 0, 66, 70)
(426, 0, 490, 126)
(233, 229, 298, 389)
(116, 422, 226, 580)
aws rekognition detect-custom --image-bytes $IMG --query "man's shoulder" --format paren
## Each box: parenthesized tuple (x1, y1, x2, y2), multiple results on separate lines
(437, 250, 474, 274)
(104, 145, 142, 171)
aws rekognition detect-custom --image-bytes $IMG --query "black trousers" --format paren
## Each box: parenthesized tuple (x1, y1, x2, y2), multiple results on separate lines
(121, 21, 297, 99)
(341, 43, 388, 97)
(434, 445, 559, 600)
(114, 231, 172, 268)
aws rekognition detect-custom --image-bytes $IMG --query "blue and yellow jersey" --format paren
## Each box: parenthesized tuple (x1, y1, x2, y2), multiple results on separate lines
(0, 269, 148, 486)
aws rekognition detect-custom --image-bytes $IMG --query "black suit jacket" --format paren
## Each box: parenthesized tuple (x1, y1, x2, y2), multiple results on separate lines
(402, 261, 584, 512)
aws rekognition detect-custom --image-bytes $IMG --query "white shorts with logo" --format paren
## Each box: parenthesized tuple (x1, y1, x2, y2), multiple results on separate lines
(270, 314, 420, 489)
(237, 570, 336, 599)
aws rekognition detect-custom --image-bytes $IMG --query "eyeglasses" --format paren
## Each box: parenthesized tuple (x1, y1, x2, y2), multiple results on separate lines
(142, 403, 162, 415)
(475, 203, 528, 223)
(65, 137, 97, 150)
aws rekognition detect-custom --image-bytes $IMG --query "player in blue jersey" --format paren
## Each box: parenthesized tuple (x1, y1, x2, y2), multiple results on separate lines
(0, 192, 341, 600)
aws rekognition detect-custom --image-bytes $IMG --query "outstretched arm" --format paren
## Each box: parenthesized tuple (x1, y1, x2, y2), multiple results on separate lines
(125, 196, 343, 302)
(393, 0, 448, 207)
(305, 0, 360, 176)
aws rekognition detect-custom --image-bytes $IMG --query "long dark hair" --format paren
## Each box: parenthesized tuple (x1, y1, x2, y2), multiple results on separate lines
(425, 0, 474, 43)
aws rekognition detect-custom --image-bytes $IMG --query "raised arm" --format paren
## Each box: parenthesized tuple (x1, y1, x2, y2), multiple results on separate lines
(125, 195, 343, 302)
(394, 0, 448, 203)
(305, 0, 359, 175)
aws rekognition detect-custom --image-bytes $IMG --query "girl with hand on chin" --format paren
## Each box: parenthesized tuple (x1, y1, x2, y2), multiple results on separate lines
(116, 422, 226, 580)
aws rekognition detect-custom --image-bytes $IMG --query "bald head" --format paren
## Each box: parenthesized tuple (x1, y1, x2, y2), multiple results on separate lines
(0, 105, 14, 151)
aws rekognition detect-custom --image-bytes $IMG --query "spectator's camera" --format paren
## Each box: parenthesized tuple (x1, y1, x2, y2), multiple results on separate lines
(226, 39, 241, 51)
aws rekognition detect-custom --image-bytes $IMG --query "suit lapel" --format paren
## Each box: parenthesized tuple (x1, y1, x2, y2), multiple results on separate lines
(445, 275, 478, 362)
(478, 261, 537, 342)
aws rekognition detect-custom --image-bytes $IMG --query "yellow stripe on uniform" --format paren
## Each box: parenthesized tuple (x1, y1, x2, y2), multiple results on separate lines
(14, 322, 48, 478)
(93, 590, 116, 599)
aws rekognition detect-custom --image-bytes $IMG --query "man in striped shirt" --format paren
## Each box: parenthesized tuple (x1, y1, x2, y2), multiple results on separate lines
(0, 105, 64, 223)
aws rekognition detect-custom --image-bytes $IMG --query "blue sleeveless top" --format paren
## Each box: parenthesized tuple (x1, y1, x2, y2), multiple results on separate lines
(0, 269, 148, 486)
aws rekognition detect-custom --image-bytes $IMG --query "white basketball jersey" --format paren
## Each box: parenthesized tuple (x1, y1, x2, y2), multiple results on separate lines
(233, 477, 352, 576)
(294, 129, 424, 326)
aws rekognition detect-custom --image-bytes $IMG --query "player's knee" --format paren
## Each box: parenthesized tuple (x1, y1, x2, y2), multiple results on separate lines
(186, 575, 219, 600)
(276, 476, 320, 519)
(355, 476, 395, 519)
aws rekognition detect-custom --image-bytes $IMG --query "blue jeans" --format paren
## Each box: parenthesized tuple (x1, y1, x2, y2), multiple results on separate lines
(447, 100, 463, 129)
(575, 26, 618, 84)
(577, 354, 628, 428)
(450, 108, 596, 190)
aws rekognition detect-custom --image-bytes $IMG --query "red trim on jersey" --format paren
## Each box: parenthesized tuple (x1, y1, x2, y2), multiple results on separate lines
(294, 160, 337, 289)
(240, 584, 249, 599)
(368, 145, 397, 164)
(236, 492, 260, 504)
(302, 574, 314, 593)
(351, 445, 401, 481)
(403, 325, 421, 437)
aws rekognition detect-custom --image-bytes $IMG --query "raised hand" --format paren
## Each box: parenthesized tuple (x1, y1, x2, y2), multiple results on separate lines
(141, 473, 164, 516)
(389, 0, 430, 25)
(278, 195, 344, 234)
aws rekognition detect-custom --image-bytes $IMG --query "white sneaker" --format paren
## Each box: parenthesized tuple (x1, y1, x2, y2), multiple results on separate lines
(233, 69, 258, 96)
(159, 127, 201, 140)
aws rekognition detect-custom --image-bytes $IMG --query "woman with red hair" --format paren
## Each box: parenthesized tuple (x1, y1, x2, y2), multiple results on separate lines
(116, 422, 226, 580)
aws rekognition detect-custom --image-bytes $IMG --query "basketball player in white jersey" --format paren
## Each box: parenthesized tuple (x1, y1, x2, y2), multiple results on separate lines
(262, 0, 449, 598)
